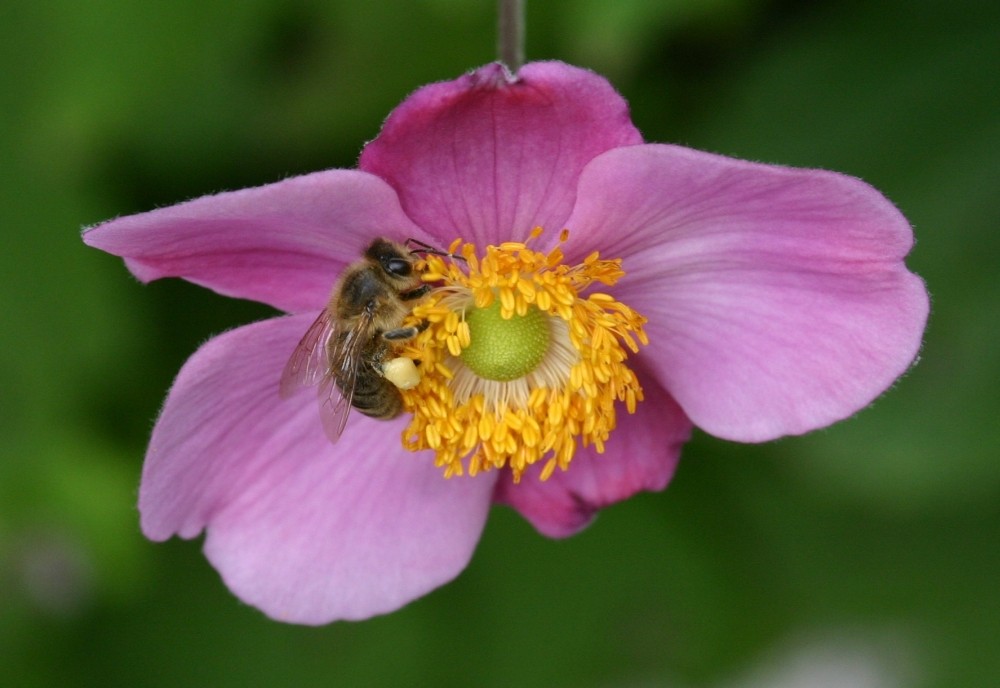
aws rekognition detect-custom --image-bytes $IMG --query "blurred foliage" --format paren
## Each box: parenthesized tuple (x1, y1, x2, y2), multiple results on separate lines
(1, 0, 997, 686)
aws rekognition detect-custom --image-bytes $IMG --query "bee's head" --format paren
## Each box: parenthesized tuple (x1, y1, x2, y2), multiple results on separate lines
(365, 238, 414, 279)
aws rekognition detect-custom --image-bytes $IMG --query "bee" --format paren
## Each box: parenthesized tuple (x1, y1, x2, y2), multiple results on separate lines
(280, 237, 449, 442)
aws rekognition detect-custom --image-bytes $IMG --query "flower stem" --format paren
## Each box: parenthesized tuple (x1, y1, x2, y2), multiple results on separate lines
(497, 0, 524, 71)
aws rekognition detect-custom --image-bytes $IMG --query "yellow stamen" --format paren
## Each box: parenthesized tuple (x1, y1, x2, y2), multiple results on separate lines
(398, 228, 647, 482)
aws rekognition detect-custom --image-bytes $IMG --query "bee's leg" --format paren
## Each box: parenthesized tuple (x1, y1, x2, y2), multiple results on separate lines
(383, 325, 419, 341)
(382, 320, 429, 342)
(399, 284, 430, 301)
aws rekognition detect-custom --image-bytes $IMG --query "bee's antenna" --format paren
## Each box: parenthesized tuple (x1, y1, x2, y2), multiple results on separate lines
(405, 238, 467, 262)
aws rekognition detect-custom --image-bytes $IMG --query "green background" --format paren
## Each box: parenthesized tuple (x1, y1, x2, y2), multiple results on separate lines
(2, 0, 997, 686)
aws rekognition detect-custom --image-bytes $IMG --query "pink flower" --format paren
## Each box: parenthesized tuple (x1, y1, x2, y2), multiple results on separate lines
(83, 61, 928, 624)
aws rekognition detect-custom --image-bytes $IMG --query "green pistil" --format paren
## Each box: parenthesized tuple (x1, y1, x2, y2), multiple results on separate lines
(460, 301, 550, 381)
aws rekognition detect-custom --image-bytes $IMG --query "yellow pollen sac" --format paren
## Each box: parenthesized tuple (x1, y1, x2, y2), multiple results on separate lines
(398, 228, 647, 482)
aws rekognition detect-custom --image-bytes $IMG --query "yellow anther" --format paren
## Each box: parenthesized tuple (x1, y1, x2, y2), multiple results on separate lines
(397, 229, 647, 481)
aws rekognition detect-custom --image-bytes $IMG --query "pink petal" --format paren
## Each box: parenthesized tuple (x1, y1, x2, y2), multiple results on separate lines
(141, 315, 496, 623)
(566, 144, 930, 441)
(359, 61, 642, 250)
(83, 170, 427, 313)
(494, 370, 691, 538)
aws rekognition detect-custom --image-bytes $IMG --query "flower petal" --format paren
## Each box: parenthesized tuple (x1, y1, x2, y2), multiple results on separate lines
(140, 315, 496, 623)
(494, 370, 691, 538)
(359, 61, 642, 249)
(566, 144, 929, 441)
(83, 171, 427, 313)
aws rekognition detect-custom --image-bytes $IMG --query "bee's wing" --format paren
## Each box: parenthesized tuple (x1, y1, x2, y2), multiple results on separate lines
(280, 310, 336, 397)
(316, 371, 351, 443)
(281, 308, 377, 444)
(317, 319, 372, 442)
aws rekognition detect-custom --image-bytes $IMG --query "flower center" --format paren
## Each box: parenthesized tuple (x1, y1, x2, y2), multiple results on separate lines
(397, 228, 647, 482)
(460, 301, 550, 381)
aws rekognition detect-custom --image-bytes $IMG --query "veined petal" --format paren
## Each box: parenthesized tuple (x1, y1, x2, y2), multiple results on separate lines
(140, 315, 496, 623)
(83, 170, 427, 313)
(566, 144, 930, 441)
(494, 370, 691, 538)
(359, 61, 642, 250)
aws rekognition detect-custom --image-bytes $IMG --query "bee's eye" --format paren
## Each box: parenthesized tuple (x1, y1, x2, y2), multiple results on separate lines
(386, 258, 412, 276)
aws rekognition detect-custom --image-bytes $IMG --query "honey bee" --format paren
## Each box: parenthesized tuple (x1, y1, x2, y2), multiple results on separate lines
(280, 237, 448, 442)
